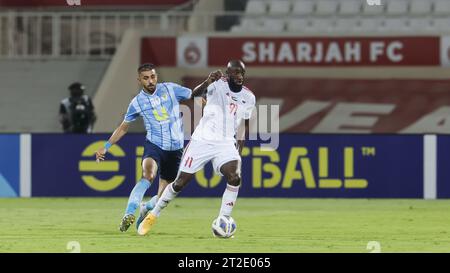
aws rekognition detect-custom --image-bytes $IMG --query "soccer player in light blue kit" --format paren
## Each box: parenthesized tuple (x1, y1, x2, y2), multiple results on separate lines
(95, 63, 222, 232)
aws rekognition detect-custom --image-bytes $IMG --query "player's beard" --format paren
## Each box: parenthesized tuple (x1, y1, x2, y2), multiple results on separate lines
(144, 84, 156, 94)
(228, 78, 243, 93)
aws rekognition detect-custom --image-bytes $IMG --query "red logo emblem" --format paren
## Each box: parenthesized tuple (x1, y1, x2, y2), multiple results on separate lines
(184, 43, 201, 65)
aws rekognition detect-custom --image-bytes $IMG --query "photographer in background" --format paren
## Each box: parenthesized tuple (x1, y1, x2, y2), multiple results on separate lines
(59, 82, 96, 133)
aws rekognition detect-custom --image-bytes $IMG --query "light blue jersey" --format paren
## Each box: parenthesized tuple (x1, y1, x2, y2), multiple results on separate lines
(124, 82, 192, 151)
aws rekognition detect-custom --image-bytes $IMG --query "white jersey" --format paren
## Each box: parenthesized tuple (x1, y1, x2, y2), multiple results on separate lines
(191, 78, 256, 143)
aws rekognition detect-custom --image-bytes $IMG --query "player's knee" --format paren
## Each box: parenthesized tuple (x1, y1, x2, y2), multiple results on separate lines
(142, 171, 156, 182)
(226, 173, 241, 187)
(172, 180, 186, 192)
(172, 173, 193, 192)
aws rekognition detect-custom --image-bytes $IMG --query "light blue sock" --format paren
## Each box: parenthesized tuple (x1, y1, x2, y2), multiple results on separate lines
(125, 179, 151, 215)
(145, 195, 159, 211)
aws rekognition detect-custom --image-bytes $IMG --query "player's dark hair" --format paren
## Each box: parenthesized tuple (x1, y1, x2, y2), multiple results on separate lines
(138, 63, 156, 73)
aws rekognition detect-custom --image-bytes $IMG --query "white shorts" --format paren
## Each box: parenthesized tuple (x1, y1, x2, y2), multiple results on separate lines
(179, 139, 241, 176)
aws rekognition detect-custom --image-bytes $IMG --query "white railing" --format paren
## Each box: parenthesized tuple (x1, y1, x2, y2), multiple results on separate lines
(0, 11, 197, 59)
(0, 10, 245, 59)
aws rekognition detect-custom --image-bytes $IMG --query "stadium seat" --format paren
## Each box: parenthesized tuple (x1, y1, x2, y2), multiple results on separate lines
(292, 0, 315, 16)
(235, 0, 445, 34)
(338, 0, 361, 16)
(286, 18, 309, 32)
(233, 17, 285, 32)
(433, 0, 450, 16)
(433, 17, 450, 32)
(381, 18, 409, 32)
(263, 18, 286, 32)
(229, 25, 242, 32)
(334, 18, 359, 33)
(315, 0, 338, 16)
(386, 0, 409, 16)
(357, 18, 382, 32)
(361, 1, 385, 15)
(233, 18, 263, 32)
(245, 0, 267, 16)
(268, 0, 291, 16)
(308, 18, 334, 33)
(409, 18, 433, 32)
(409, 0, 432, 16)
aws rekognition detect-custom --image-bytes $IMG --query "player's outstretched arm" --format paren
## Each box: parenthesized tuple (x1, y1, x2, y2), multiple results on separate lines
(191, 70, 223, 99)
(95, 121, 130, 162)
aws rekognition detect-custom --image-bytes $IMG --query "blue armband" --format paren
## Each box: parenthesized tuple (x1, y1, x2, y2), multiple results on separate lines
(104, 141, 112, 151)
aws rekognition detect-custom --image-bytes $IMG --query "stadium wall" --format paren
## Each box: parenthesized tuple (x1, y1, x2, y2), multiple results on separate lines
(0, 133, 449, 199)
(0, 60, 109, 133)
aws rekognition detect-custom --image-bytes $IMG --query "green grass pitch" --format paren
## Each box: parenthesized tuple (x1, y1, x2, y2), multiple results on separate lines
(0, 198, 449, 253)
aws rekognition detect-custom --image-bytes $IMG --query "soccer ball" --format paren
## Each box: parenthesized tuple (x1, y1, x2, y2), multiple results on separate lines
(211, 215, 236, 238)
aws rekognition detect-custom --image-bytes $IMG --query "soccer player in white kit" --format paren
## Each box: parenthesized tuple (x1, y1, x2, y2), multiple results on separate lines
(138, 60, 255, 236)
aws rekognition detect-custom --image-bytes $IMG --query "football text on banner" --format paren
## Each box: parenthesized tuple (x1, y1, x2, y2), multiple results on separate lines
(30, 134, 424, 198)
